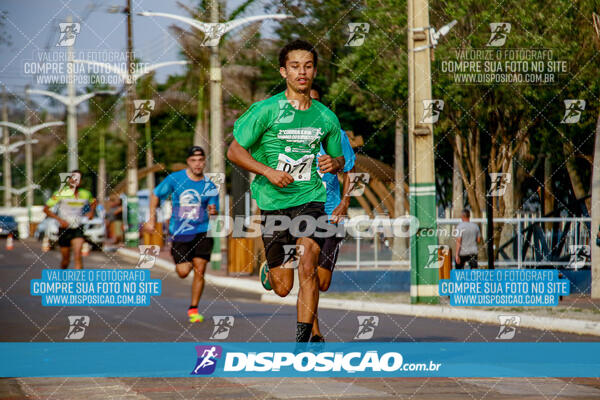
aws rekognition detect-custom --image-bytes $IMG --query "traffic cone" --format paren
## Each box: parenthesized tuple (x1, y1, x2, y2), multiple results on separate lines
(82, 242, 91, 257)
(6, 234, 14, 250)
(42, 236, 50, 253)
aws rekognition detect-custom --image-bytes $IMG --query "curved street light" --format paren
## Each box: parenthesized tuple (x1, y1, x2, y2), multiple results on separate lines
(26, 89, 117, 171)
(0, 121, 65, 221)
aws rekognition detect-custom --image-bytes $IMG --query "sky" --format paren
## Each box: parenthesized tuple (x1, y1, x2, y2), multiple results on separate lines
(0, 0, 280, 108)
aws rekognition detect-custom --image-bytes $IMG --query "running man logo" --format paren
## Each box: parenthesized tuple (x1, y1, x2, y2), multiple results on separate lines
(568, 245, 590, 269)
(56, 22, 80, 47)
(486, 23, 511, 47)
(345, 23, 370, 47)
(419, 100, 444, 124)
(65, 315, 89, 340)
(203, 173, 225, 197)
(347, 173, 370, 197)
(281, 244, 305, 269)
(496, 315, 520, 340)
(561, 100, 586, 124)
(276, 100, 299, 124)
(424, 245, 448, 269)
(130, 100, 155, 124)
(136, 245, 160, 269)
(57, 171, 81, 196)
(209, 316, 235, 340)
(191, 345, 222, 375)
(488, 173, 512, 197)
(354, 316, 379, 340)
(201, 24, 227, 47)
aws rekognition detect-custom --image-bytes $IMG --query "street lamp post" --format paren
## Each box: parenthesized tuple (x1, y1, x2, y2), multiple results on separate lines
(138, 9, 293, 203)
(26, 88, 116, 171)
(0, 121, 64, 228)
(73, 58, 188, 246)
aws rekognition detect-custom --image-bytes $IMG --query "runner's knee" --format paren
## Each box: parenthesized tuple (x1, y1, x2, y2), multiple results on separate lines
(176, 263, 192, 278)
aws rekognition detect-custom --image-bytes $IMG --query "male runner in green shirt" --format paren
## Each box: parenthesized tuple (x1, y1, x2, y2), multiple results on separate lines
(227, 40, 345, 342)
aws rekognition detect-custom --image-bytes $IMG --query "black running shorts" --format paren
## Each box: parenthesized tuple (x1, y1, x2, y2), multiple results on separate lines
(171, 232, 214, 264)
(261, 201, 328, 269)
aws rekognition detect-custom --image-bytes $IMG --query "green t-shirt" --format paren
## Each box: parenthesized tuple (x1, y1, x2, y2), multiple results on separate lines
(233, 91, 343, 211)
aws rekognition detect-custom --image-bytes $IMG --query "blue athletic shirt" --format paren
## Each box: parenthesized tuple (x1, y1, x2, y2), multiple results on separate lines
(154, 169, 219, 242)
(317, 129, 356, 216)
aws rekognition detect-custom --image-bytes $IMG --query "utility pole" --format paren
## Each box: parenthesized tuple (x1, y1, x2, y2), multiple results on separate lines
(2, 86, 10, 207)
(124, 0, 139, 247)
(66, 15, 77, 170)
(393, 117, 407, 261)
(209, 0, 224, 182)
(452, 136, 463, 217)
(24, 86, 34, 217)
(407, 0, 439, 303)
(98, 129, 106, 206)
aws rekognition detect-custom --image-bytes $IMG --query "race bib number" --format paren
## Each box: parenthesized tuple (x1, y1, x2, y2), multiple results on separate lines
(276, 154, 314, 181)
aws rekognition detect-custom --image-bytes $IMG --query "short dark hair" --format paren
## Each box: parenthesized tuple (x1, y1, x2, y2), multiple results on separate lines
(462, 208, 471, 218)
(279, 39, 318, 68)
(71, 169, 81, 175)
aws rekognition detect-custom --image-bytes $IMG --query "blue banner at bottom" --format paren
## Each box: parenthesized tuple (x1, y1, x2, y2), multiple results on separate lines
(1, 342, 598, 377)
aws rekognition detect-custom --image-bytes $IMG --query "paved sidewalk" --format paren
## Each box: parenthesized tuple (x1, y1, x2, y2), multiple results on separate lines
(116, 247, 600, 337)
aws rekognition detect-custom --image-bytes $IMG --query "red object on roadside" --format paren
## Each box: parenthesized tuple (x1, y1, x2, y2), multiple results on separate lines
(6, 234, 14, 250)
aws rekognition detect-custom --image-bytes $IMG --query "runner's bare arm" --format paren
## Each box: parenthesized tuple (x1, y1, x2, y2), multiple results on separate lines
(86, 199, 98, 219)
(227, 139, 294, 188)
(143, 194, 160, 232)
(43, 205, 69, 228)
(330, 167, 354, 224)
(317, 154, 345, 174)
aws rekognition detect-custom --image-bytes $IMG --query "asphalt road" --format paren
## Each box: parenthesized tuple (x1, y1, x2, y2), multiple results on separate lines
(1, 238, 599, 399)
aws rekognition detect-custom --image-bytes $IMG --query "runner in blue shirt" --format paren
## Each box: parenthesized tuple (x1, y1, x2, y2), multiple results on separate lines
(310, 85, 356, 342)
(144, 146, 219, 323)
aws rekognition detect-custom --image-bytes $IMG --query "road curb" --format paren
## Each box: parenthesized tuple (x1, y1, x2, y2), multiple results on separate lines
(116, 247, 265, 294)
(116, 248, 600, 337)
(261, 293, 600, 337)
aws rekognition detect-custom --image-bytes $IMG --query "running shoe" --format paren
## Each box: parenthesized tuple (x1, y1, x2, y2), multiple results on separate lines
(188, 308, 204, 323)
(310, 334, 325, 342)
(259, 261, 272, 291)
